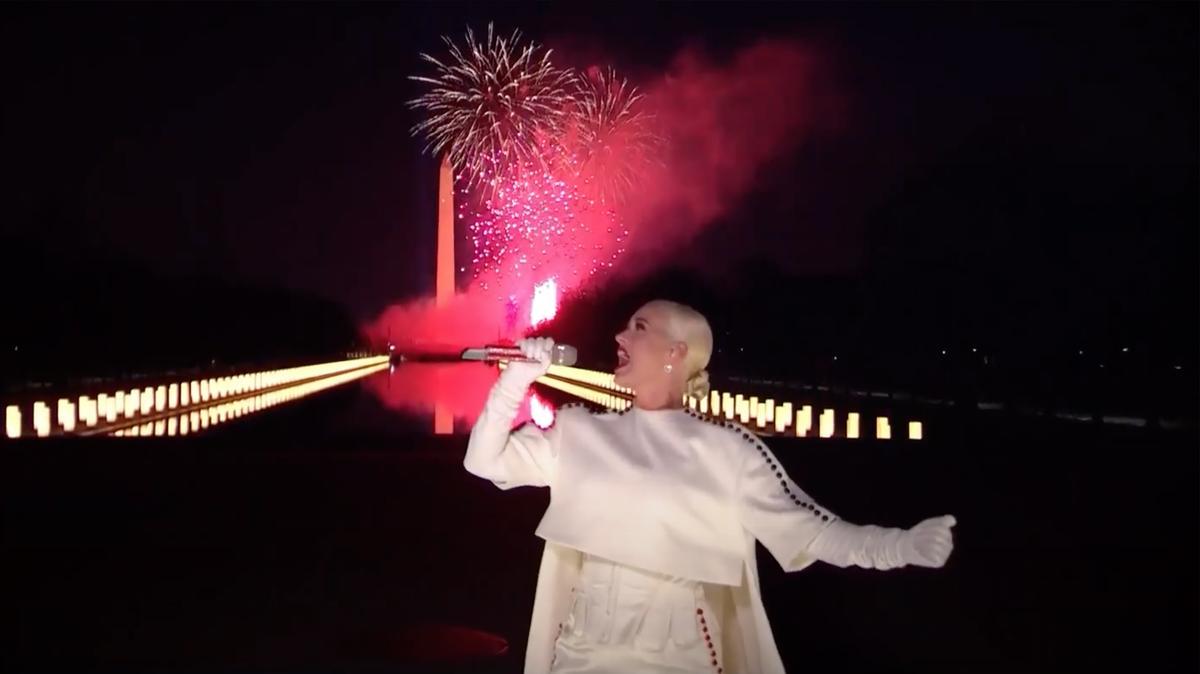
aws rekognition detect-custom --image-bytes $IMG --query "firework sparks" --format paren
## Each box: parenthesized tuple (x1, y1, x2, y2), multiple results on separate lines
(462, 155, 628, 302)
(408, 23, 577, 188)
(530, 278, 559, 327)
(564, 66, 663, 205)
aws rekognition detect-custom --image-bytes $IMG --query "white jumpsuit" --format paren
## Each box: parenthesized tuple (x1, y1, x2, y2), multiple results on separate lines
(551, 553, 724, 674)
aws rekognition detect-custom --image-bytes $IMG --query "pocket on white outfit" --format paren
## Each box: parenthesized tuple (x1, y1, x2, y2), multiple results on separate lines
(671, 593, 721, 649)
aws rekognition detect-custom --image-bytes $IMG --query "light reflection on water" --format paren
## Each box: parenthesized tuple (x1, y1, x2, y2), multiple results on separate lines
(361, 363, 556, 435)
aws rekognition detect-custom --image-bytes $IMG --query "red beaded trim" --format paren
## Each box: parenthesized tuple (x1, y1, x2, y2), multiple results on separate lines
(696, 607, 722, 672)
(550, 621, 564, 669)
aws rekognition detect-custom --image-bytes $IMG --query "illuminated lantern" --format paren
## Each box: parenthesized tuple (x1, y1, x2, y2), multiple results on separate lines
(908, 421, 923, 440)
(779, 403, 792, 427)
(876, 417, 891, 440)
(5, 405, 20, 439)
(61, 400, 76, 431)
(847, 413, 860, 439)
(59, 399, 76, 433)
(82, 397, 98, 427)
(819, 409, 834, 438)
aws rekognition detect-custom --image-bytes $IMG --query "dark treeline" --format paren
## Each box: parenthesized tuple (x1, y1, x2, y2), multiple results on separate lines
(543, 260, 1195, 423)
(0, 235, 363, 392)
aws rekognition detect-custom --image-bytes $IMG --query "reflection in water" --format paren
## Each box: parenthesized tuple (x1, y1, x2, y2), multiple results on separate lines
(4, 356, 390, 439)
(530, 392, 555, 429)
(364, 363, 555, 435)
(113, 361, 391, 437)
(366, 362, 925, 440)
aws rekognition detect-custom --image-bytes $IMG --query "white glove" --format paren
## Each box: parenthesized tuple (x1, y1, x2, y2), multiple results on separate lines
(496, 337, 555, 394)
(898, 515, 956, 568)
(807, 514, 956, 570)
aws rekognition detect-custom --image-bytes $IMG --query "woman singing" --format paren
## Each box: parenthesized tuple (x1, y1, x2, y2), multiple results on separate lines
(465, 299, 956, 674)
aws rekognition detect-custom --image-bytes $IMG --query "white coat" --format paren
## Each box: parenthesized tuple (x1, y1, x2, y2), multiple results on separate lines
(465, 381, 851, 674)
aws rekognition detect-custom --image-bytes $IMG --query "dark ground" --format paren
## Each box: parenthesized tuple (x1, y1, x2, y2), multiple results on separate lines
(4, 380, 1197, 674)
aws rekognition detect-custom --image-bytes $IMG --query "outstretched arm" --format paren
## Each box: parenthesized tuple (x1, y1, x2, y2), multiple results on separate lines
(805, 515, 956, 570)
(735, 428, 955, 571)
(464, 337, 560, 489)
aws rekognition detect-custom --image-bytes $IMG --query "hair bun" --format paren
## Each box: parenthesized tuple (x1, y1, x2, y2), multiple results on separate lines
(685, 369, 711, 400)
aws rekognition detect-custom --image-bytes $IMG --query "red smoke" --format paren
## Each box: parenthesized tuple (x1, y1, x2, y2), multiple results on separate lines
(363, 292, 514, 352)
(363, 362, 548, 432)
(619, 39, 842, 275)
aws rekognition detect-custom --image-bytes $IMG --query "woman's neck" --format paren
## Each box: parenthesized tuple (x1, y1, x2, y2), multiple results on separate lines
(632, 386, 684, 411)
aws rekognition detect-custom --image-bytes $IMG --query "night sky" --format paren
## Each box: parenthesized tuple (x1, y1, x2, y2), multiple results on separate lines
(2, 2, 1195, 335)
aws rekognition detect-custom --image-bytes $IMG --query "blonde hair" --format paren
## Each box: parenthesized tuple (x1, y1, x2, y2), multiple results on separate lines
(645, 299, 714, 400)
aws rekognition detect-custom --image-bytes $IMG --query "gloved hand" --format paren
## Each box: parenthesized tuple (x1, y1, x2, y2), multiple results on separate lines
(466, 336, 559, 487)
(898, 515, 956, 568)
(806, 514, 957, 570)
(496, 336, 555, 394)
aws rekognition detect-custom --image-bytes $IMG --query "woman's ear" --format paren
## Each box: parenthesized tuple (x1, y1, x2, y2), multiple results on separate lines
(669, 341, 690, 363)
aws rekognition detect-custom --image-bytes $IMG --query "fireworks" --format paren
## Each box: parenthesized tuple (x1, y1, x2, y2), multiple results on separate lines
(530, 278, 559, 327)
(408, 24, 577, 189)
(565, 66, 663, 205)
(409, 26, 659, 326)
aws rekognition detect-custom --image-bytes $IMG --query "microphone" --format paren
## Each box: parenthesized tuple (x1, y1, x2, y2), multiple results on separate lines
(460, 343, 578, 367)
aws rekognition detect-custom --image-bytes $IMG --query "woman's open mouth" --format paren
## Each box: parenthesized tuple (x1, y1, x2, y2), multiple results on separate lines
(616, 347, 631, 373)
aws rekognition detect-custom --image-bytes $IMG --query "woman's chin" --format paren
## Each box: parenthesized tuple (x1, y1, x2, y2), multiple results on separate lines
(613, 367, 633, 388)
